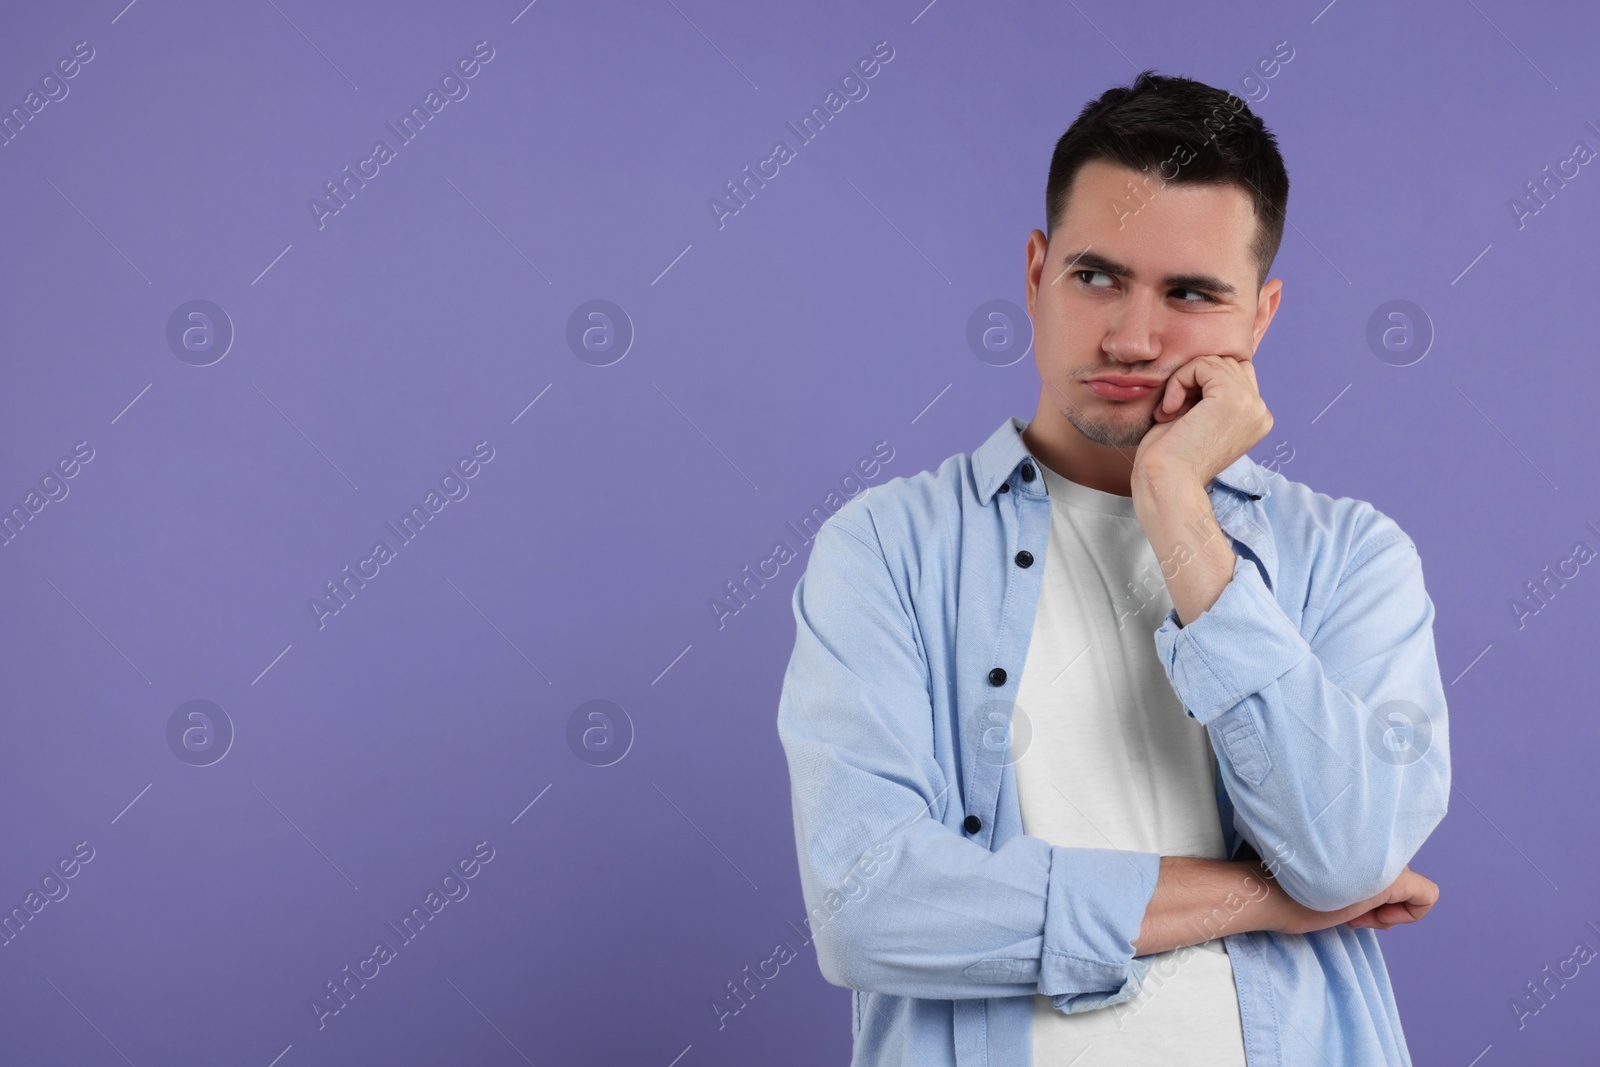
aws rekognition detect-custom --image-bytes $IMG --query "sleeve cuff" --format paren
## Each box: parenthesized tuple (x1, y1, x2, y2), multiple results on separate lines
(1039, 846, 1160, 1012)
(1153, 554, 1312, 725)
(1052, 954, 1152, 1015)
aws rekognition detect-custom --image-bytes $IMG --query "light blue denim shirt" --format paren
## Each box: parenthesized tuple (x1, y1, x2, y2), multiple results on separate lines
(777, 414, 1450, 1066)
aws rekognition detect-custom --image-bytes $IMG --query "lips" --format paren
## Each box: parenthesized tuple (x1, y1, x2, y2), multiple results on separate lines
(1086, 375, 1162, 401)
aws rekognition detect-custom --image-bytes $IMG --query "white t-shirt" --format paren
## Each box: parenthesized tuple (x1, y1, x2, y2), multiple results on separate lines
(1010, 460, 1247, 1065)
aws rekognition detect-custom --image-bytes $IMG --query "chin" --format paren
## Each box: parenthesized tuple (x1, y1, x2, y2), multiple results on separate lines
(1066, 411, 1152, 450)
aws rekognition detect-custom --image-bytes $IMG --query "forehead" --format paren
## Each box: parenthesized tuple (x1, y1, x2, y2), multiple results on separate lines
(1059, 158, 1257, 278)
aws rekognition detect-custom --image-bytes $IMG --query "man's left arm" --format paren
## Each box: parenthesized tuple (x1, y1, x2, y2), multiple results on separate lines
(1140, 476, 1451, 914)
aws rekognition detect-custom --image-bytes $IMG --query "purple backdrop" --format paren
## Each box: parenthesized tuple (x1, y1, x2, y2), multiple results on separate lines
(2, 1, 1596, 1064)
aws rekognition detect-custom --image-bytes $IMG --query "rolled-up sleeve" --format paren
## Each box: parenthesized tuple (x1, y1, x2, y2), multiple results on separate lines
(778, 513, 1160, 1007)
(1041, 847, 1159, 1012)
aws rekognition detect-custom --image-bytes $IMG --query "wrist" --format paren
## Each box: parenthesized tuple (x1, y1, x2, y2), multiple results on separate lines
(1132, 459, 1205, 499)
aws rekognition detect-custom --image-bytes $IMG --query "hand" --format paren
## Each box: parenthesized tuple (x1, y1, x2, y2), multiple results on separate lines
(1342, 867, 1440, 930)
(1132, 354, 1273, 490)
(1269, 864, 1440, 936)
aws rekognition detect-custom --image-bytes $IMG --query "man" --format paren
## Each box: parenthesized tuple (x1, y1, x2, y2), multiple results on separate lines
(776, 70, 1450, 1065)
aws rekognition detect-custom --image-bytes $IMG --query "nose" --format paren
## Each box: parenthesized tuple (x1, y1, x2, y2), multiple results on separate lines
(1101, 290, 1162, 365)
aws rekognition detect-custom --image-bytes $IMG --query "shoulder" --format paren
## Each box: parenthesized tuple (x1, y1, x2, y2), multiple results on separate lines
(816, 447, 975, 563)
(1255, 464, 1421, 589)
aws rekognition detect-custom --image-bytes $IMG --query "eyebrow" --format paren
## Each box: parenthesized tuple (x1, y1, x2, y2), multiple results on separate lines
(1059, 247, 1239, 298)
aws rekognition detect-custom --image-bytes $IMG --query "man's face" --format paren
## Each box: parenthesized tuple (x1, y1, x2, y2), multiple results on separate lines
(1025, 158, 1282, 449)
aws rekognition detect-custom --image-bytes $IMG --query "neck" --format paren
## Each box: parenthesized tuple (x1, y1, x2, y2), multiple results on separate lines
(1021, 397, 1139, 497)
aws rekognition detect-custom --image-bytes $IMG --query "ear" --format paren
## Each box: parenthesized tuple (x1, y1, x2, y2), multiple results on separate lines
(1252, 277, 1283, 350)
(1024, 230, 1048, 321)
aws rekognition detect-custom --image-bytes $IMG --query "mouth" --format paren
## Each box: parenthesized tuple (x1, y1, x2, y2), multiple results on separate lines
(1085, 376, 1161, 401)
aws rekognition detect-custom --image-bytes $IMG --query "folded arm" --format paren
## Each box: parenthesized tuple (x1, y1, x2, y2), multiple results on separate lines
(1143, 488, 1452, 913)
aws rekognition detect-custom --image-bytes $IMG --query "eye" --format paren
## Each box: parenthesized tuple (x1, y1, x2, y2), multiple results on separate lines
(1073, 271, 1217, 305)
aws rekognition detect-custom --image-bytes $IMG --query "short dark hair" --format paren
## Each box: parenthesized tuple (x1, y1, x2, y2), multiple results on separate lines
(1044, 70, 1290, 290)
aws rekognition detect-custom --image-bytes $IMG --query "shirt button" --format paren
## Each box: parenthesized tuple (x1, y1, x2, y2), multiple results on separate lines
(963, 814, 982, 834)
(1248, 493, 1262, 500)
(1020, 462, 1036, 482)
(1015, 550, 1033, 568)
(988, 667, 1007, 686)
(999, 483, 1010, 493)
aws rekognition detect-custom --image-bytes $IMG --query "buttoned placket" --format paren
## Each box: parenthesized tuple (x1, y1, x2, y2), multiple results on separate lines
(951, 457, 1057, 1067)
(964, 458, 1053, 845)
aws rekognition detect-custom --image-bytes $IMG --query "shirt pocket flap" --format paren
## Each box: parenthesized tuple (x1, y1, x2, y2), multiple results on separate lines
(962, 957, 1039, 982)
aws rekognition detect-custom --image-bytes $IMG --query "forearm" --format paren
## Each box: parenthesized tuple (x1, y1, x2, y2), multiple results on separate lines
(1130, 469, 1235, 627)
(1131, 856, 1279, 956)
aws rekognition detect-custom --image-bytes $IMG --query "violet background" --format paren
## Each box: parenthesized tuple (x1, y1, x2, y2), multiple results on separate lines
(2, 1, 1596, 1064)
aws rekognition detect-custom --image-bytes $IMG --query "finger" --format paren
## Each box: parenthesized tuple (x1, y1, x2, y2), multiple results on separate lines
(1401, 881, 1438, 916)
(1216, 356, 1251, 389)
(1160, 370, 1189, 416)
(1379, 903, 1414, 925)
(1175, 359, 1217, 410)
(1170, 360, 1205, 409)
(1174, 355, 1229, 400)
(1151, 382, 1173, 421)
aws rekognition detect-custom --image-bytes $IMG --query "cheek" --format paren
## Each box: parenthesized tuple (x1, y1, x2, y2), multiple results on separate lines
(1170, 315, 1240, 353)
(1037, 326, 1096, 376)
(1038, 296, 1099, 352)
